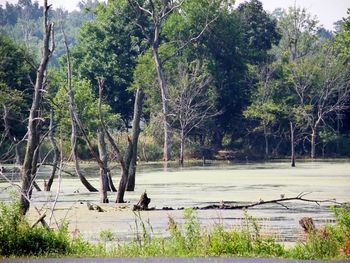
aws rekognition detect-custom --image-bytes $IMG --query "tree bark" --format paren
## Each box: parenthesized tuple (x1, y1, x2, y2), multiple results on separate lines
(45, 109, 59, 191)
(310, 128, 316, 159)
(263, 124, 269, 159)
(97, 129, 109, 203)
(127, 88, 144, 191)
(20, 0, 54, 214)
(290, 121, 295, 167)
(152, 46, 172, 161)
(98, 81, 130, 203)
(179, 130, 185, 167)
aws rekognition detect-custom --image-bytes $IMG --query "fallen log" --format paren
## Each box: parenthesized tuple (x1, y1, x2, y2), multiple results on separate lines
(31, 213, 50, 230)
(143, 192, 342, 211)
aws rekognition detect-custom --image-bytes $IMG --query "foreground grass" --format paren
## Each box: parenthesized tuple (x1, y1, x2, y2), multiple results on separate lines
(1, 202, 350, 260)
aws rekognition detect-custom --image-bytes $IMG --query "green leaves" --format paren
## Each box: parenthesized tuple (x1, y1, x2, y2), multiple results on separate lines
(53, 78, 121, 135)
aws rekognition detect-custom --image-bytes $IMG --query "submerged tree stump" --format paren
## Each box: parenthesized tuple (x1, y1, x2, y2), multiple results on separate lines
(133, 191, 151, 211)
(299, 217, 316, 234)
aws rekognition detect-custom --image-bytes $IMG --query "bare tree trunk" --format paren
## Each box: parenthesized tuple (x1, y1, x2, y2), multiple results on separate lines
(179, 130, 185, 167)
(97, 129, 109, 203)
(310, 128, 316, 159)
(152, 47, 172, 161)
(20, 0, 54, 214)
(263, 124, 269, 159)
(45, 109, 59, 191)
(103, 127, 130, 203)
(14, 141, 21, 165)
(127, 88, 144, 191)
(61, 20, 97, 192)
(290, 121, 295, 167)
(98, 80, 130, 203)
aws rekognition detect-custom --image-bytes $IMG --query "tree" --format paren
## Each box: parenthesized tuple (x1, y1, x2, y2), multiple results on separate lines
(126, 0, 184, 161)
(169, 60, 217, 166)
(0, 35, 33, 164)
(20, 0, 54, 214)
(334, 9, 350, 61)
(286, 43, 350, 158)
(237, 0, 280, 63)
(244, 63, 284, 159)
(127, 0, 219, 161)
(72, 1, 139, 126)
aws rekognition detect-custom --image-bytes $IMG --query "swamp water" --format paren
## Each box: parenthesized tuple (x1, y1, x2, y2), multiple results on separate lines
(0, 160, 349, 245)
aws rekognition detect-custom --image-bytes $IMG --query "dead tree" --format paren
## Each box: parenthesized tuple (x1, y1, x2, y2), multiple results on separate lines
(20, 0, 54, 214)
(127, 88, 144, 191)
(60, 17, 98, 192)
(45, 109, 59, 191)
(290, 121, 296, 167)
(98, 81, 131, 203)
(169, 61, 218, 167)
(128, 0, 215, 161)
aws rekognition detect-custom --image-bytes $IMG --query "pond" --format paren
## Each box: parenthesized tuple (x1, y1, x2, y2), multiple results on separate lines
(0, 160, 349, 245)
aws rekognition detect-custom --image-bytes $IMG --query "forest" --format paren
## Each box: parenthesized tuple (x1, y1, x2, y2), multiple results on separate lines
(0, 0, 350, 209)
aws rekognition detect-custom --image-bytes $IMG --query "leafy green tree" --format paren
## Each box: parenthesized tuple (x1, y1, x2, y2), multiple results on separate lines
(275, 6, 319, 61)
(237, 0, 280, 63)
(244, 63, 284, 158)
(72, 1, 141, 125)
(53, 79, 119, 136)
(285, 43, 350, 158)
(0, 35, 34, 163)
(335, 9, 350, 60)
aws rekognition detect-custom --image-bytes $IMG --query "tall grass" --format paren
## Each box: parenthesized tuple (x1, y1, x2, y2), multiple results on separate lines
(1, 202, 350, 260)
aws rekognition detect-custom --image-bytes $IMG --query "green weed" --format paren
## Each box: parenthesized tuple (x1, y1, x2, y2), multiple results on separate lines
(0, 202, 70, 256)
(1, 201, 350, 260)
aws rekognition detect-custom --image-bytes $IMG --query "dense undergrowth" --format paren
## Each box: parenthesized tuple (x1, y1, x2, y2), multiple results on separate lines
(1, 202, 350, 260)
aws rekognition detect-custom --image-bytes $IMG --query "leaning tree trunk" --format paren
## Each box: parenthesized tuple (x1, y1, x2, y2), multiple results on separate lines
(152, 46, 172, 161)
(61, 22, 97, 192)
(98, 81, 130, 203)
(20, 0, 54, 214)
(290, 121, 295, 167)
(127, 88, 144, 191)
(102, 127, 130, 203)
(45, 109, 59, 191)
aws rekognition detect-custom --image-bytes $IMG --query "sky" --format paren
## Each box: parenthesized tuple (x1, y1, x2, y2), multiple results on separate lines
(0, 0, 349, 30)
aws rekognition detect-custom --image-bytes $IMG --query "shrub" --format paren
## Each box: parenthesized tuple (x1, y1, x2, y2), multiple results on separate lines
(289, 206, 350, 260)
(0, 202, 70, 256)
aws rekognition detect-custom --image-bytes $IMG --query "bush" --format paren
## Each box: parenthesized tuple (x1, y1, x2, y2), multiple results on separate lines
(289, 206, 350, 260)
(0, 202, 70, 256)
